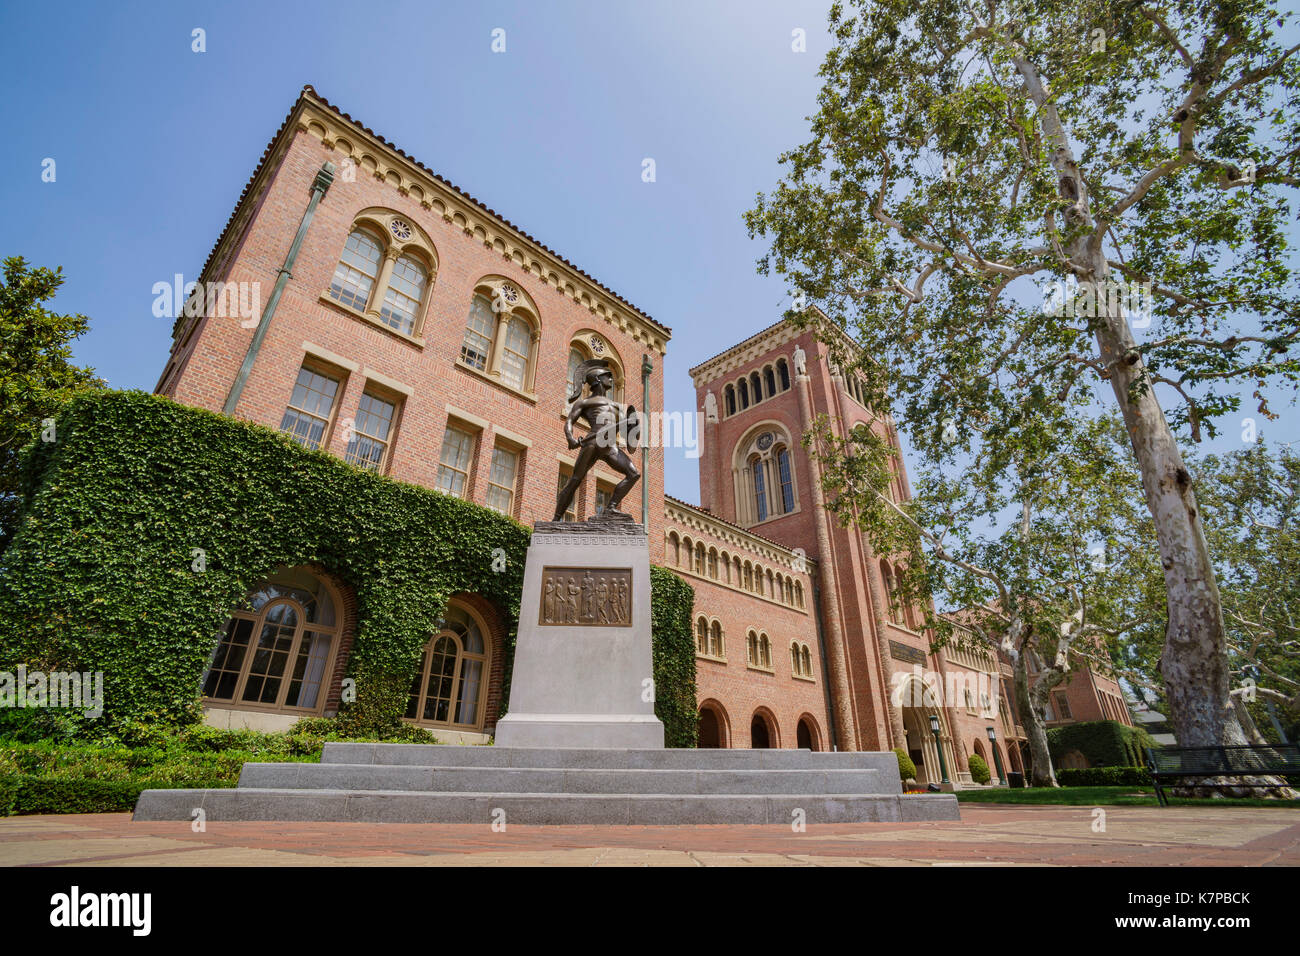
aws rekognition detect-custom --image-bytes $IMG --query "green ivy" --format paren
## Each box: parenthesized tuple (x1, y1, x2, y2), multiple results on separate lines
(0, 390, 697, 745)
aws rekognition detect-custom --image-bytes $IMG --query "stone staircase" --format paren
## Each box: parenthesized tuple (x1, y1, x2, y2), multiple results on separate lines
(132, 743, 960, 824)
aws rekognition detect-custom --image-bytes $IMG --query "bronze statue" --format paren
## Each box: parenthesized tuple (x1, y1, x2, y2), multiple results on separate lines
(554, 358, 640, 521)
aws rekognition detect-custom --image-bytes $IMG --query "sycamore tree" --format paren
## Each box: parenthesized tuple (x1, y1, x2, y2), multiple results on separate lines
(0, 257, 102, 550)
(746, 0, 1300, 750)
(816, 404, 1158, 785)
(1193, 442, 1299, 741)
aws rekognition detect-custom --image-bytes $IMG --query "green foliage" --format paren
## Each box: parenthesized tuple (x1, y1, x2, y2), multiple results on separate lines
(650, 566, 699, 748)
(894, 747, 917, 781)
(0, 390, 697, 743)
(968, 753, 991, 784)
(0, 776, 157, 815)
(1048, 720, 1156, 768)
(0, 256, 104, 549)
(1057, 765, 1154, 787)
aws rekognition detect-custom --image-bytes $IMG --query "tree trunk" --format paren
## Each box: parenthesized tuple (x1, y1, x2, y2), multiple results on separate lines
(1089, 257, 1247, 751)
(1009, 643, 1058, 787)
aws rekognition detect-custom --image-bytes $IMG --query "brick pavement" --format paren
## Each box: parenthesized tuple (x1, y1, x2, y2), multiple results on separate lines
(1, 805, 1296, 866)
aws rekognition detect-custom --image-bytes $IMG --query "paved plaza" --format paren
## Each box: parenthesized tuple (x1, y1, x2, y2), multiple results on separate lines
(1, 805, 1296, 866)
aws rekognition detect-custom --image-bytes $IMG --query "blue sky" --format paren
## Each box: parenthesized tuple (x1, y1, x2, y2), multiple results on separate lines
(1, 0, 1295, 508)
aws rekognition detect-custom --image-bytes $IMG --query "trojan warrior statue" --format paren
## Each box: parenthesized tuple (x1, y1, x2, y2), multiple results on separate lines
(554, 358, 641, 521)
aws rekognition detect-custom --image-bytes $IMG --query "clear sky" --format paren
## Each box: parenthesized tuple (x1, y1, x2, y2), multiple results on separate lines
(1, 0, 1295, 509)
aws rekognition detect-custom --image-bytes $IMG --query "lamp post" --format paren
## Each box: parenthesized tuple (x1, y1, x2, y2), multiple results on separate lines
(987, 725, 1007, 786)
(928, 713, 950, 785)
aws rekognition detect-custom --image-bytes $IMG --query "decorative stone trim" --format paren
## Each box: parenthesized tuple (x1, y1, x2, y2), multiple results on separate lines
(302, 341, 360, 372)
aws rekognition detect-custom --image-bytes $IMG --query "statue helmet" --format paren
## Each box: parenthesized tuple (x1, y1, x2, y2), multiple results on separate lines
(569, 358, 613, 402)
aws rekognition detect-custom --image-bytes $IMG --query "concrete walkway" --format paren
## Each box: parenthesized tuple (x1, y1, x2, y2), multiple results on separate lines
(1, 805, 1296, 866)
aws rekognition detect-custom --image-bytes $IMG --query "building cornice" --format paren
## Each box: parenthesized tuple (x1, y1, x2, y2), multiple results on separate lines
(688, 308, 862, 388)
(663, 495, 815, 573)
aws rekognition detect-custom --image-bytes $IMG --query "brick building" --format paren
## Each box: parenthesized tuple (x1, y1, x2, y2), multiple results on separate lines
(158, 87, 1127, 783)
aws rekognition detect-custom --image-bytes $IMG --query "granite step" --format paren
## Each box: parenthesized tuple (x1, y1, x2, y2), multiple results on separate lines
(237, 762, 887, 795)
(132, 787, 958, 825)
(320, 743, 896, 776)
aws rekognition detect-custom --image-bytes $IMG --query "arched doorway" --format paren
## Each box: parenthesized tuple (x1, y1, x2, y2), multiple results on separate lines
(898, 675, 953, 786)
(796, 716, 821, 751)
(750, 709, 777, 749)
(698, 702, 729, 748)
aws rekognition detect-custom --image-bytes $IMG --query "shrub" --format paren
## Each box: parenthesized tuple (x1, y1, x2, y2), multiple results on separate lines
(968, 753, 991, 784)
(1047, 720, 1156, 768)
(1057, 765, 1153, 787)
(894, 748, 917, 781)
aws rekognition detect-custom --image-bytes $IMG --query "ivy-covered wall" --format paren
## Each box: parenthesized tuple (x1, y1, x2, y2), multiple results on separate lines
(0, 391, 697, 744)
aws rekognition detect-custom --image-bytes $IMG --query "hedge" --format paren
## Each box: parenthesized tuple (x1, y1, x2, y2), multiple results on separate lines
(1057, 766, 1154, 787)
(0, 390, 698, 745)
(968, 753, 991, 785)
(1047, 720, 1156, 768)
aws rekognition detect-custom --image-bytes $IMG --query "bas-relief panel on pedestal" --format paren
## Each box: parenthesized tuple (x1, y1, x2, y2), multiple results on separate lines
(539, 566, 633, 627)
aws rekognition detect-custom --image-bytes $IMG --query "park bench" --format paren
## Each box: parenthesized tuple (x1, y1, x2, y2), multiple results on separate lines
(1145, 745, 1300, 806)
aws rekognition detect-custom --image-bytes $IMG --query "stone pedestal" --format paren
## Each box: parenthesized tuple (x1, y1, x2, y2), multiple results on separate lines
(493, 513, 665, 749)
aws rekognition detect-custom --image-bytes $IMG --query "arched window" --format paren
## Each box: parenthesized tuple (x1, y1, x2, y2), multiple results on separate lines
(791, 642, 802, 674)
(668, 532, 681, 567)
(406, 603, 491, 730)
(738, 379, 750, 409)
(766, 569, 775, 597)
(682, 536, 694, 571)
(750, 372, 763, 403)
(759, 633, 772, 668)
(751, 455, 768, 522)
(696, 616, 709, 654)
(801, 645, 812, 676)
(461, 293, 496, 371)
(795, 581, 804, 608)
(378, 254, 428, 335)
(747, 630, 759, 666)
(708, 548, 719, 579)
(882, 561, 903, 624)
(499, 316, 533, 391)
(764, 366, 777, 397)
(710, 621, 724, 658)
(327, 213, 439, 336)
(566, 332, 625, 409)
(695, 542, 706, 574)
(459, 279, 540, 394)
(328, 228, 383, 312)
(776, 446, 795, 513)
(202, 567, 343, 715)
(777, 359, 790, 391)
(725, 385, 736, 416)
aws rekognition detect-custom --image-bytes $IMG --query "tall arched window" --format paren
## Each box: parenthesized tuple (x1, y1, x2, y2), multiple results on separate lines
(791, 642, 802, 674)
(696, 616, 709, 654)
(747, 630, 759, 666)
(751, 455, 768, 522)
(708, 548, 719, 579)
(202, 567, 343, 715)
(777, 359, 790, 391)
(725, 385, 736, 416)
(738, 379, 750, 409)
(329, 228, 383, 312)
(759, 633, 772, 668)
(710, 621, 724, 658)
(668, 532, 681, 566)
(750, 372, 763, 403)
(764, 366, 777, 397)
(801, 645, 812, 676)
(776, 446, 795, 513)
(406, 603, 491, 730)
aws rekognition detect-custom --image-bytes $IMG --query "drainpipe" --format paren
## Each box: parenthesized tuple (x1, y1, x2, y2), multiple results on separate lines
(640, 353, 652, 528)
(223, 161, 336, 415)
